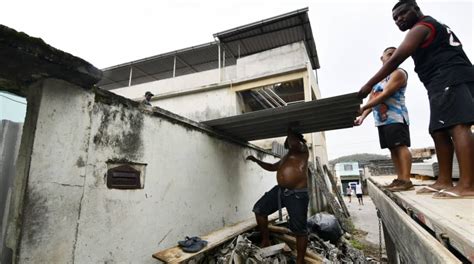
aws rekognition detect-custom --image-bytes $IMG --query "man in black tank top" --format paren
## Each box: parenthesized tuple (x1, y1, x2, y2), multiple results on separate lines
(357, 0, 474, 199)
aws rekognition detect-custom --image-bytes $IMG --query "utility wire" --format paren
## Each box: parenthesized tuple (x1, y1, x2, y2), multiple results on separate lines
(0, 94, 26, 105)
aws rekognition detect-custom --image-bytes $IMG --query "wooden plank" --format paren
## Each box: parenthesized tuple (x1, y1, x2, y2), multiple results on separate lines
(323, 165, 350, 217)
(273, 233, 324, 263)
(368, 178, 461, 263)
(371, 176, 474, 263)
(257, 243, 291, 258)
(152, 211, 285, 263)
(371, 176, 474, 261)
(309, 161, 351, 231)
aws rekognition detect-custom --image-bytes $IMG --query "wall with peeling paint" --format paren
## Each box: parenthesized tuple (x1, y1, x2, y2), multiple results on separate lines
(17, 79, 279, 263)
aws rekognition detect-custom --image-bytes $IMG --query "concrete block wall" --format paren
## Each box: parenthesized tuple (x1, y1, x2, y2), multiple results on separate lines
(16, 79, 278, 263)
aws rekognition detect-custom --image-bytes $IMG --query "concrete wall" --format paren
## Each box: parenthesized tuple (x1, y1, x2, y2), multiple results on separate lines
(157, 87, 238, 122)
(110, 42, 311, 122)
(235, 42, 309, 80)
(14, 79, 279, 263)
(0, 120, 22, 264)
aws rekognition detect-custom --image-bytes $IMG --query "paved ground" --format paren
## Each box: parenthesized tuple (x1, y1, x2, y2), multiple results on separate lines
(345, 195, 385, 249)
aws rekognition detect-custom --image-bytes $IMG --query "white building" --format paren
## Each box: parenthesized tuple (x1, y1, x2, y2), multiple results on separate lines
(99, 8, 329, 165)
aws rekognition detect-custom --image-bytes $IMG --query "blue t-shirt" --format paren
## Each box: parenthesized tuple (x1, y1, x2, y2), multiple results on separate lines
(372, 69, 409, 127)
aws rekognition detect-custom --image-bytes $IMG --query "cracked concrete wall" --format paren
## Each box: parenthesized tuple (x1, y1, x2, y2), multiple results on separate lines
(17, 78, 278, 263)
(0, 120, 23, 264)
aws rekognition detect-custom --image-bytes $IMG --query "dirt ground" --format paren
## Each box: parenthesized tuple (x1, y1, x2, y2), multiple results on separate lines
(346, 195, 386, 262)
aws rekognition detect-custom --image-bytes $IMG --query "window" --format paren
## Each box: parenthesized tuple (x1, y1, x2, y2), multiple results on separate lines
(238, 79, 305, 113)
(344, 164, 353, 171)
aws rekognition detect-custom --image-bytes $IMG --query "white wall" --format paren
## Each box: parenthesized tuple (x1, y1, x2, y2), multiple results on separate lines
(110, 42, 312, 123)
(236, 42, 310, 80)
(335, 162, 360, 177)
(17, 79, 279, 263)
(157, 87, 238, 122)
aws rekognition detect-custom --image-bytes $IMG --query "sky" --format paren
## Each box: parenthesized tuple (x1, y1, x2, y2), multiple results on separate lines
(1, 0, 472, 160)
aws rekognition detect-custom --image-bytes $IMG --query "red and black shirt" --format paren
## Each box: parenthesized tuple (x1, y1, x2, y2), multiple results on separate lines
(412, 16, 474, 94)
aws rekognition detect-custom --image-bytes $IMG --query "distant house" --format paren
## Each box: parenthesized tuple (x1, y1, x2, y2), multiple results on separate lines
(334, 162, 360, 194)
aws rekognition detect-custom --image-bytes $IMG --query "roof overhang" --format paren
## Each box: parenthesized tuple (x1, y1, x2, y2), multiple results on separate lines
(98, 8, 319, 91)
(214, 7, 319, 70)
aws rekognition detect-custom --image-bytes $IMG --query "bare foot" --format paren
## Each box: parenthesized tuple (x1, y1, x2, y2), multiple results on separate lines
(428, 182, 453, 190)
(438, 186, 474, 197)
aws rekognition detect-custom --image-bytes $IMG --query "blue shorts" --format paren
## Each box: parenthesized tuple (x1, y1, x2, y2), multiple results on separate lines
(253, 185, 309, 236)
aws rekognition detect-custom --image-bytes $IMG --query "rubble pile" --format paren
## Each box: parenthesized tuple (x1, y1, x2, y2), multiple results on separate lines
(185, 225, 370, 264)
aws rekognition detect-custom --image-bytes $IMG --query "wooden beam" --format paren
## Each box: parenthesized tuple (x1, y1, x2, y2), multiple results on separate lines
(309, 161, 351, 231)
(367, 179, 461, 263)
(324, 165, 350, 217)
(272, 234, 324, 263)
(152, 211, 285, 263)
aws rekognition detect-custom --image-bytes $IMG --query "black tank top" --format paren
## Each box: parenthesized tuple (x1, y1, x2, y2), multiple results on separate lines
(411, 16, 474, 94)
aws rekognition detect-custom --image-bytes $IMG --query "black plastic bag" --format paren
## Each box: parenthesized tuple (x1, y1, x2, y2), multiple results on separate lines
(307, 213, 343, 244)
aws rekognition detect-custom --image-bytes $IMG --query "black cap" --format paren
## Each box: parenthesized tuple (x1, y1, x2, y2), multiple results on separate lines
(145, 91, 154, 97)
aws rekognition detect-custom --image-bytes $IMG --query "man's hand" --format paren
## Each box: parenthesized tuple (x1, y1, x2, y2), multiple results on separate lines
(358, 84, 372, 99)
(246, 155, 258, 162)
(354, 116, 364, 126)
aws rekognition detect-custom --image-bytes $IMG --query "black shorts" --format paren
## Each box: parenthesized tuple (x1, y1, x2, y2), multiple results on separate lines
(377, 123, 411, 149)
(356, 194, 363, 198)
(428, 82, 474, 134)
(253, 185, 309, 235)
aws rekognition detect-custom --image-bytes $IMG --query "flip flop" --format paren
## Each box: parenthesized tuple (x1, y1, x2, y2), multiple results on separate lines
(432, 190, 474, 199)
(178, 236, 202, 247)
(416, 186, 442, 195)
(182, 240, 208, 253)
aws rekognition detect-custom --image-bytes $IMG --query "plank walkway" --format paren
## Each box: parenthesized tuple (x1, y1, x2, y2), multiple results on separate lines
(369, 176, 474, 263)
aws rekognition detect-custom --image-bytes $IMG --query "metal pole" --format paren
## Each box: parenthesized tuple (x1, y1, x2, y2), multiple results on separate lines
(128, 67, 133, 86)
(218, 43, 221, 82)
(173, 56, 176, 77)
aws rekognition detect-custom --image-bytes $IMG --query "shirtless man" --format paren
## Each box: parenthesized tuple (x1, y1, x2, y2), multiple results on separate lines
(246, 128, 309, 264)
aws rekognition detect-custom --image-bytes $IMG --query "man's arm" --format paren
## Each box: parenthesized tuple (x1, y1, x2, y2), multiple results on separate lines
(354, 92, 374, 126)
(246, 155, 281, 171)
(287, 128, 308, 153)
(361, 69, 408, 111)
(358, 24, 430, 98)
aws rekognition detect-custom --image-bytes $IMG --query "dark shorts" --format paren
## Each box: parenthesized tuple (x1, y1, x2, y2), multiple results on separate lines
(428, 82, 474, 134)
(356, 194, 363, 198)
(377, 123, 411, 149)
(253, 185, 309, 236)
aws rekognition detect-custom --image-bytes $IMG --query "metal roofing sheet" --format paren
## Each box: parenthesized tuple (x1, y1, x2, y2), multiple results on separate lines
(203, 93, 361, 141)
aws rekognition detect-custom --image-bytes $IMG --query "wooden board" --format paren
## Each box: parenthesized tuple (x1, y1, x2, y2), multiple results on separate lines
(152, 211, 285, 263)
(370, 176, 474, 262)
(368, 177, 463, 263)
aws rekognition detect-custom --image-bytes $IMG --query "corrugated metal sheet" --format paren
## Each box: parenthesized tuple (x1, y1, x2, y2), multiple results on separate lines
(98, 8, 319, 90)
(215, 7, 319, 70)
(203, 93, 361, 141)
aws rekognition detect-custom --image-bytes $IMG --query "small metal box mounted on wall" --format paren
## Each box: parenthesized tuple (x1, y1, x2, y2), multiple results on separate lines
(106, 161, 147, 189)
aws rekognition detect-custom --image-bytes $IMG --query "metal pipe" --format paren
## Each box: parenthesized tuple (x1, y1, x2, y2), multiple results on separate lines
(173, 56, 176, 77)
(128, 67, 133, 86)
(266, 87, 287, 106)
(218, 43, 221, 82)
(254, 90, 276, 108)
(261, 89, 282, 107)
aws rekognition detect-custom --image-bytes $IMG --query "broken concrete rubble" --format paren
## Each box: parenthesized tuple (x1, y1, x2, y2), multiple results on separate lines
(185, 224, 368, 264)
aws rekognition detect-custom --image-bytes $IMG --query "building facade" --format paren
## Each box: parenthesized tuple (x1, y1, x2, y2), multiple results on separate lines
(100, 8, 329, 166)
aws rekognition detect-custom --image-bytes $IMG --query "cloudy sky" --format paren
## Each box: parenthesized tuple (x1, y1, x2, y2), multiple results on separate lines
(1, 0, 472, 159)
